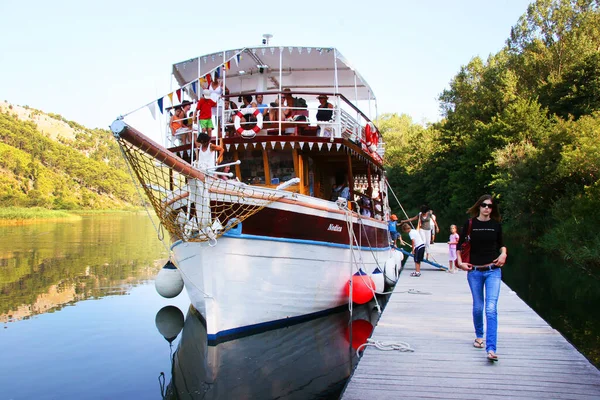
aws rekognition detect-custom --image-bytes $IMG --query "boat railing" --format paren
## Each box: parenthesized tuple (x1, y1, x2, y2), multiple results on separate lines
(164, 91, 382, 165)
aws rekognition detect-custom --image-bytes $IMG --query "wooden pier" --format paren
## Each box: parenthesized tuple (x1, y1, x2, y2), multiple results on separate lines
(342, 243, 600, 399)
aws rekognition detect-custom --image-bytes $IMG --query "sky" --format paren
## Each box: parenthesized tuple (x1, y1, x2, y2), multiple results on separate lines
(0, 0, 532, 135)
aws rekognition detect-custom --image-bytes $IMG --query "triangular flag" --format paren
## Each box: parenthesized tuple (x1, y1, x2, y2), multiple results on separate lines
(298, 47, 303, 54)
(270, 47, 275, 55)
(176, 89, 182, 102)
(270, 141, 277, 149)
(252, 143, 257, 148)
(215, 67, 221, 79)
(327, 143, 332, 151)
(167, 93, 174, 105)
(299, 142, 304, 149)
(157, 98, 164, 114)
(147, 103, 156, 120)
(225, 144, 231, 151)
(261, 142, 266, 149)
(307, 48, 312, 54)
(261, 48, 266, 56)
(235, 54, 240, 66)
(234, 143, 239, 150)
(308, 142, 313, 150)
(203, 56, 208, 64)
(191, 81, 197, 94)
(317, 142, 323, 151)
(205, 74, 212, 88)
(336, 143, 341, 151)
(288, 47, 293, 54)
(224, 60, 230, 70)
(211, 55, 215, 61)
(243, 143, 248, 149)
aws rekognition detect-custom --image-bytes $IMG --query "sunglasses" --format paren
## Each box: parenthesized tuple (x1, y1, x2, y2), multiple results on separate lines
(480, 203, 494, 209)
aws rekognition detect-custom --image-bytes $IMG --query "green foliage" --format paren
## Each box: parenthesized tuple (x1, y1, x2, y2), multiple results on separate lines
(386, 0, 600, 273)
(0, 110, 141, 211)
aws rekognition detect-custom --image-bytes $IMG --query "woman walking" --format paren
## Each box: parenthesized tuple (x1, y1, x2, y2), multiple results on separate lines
(457, 194, 507, 361)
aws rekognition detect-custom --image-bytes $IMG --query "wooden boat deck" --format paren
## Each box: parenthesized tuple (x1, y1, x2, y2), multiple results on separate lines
(342, 243, 600, 399)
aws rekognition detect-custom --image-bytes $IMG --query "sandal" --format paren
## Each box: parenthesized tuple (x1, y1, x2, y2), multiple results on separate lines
(473, 339, 484, 348)
(487, 351, 499, 361)
(410, 271, 421, 277)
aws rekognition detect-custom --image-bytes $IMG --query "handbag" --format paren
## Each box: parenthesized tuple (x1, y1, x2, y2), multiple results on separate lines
(461, 218, 473, 263)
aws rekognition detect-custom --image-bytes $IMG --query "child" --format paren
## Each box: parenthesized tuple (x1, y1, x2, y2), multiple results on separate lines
(401, 222, 425, 277)
(195, 132, 224, 170)
(448, 224, 459, 273)
(388, 214, 399, 247)
(195, 89, 217, 137)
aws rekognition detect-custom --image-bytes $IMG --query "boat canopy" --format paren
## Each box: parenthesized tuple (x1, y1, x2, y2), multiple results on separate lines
(172, 46, 376, 103)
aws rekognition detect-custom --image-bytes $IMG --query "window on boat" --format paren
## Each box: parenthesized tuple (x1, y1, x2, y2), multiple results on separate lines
(239, 149, 265, 185)
(267, 149, 295, 185)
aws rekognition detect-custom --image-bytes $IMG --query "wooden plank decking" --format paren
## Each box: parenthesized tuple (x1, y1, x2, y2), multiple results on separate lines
(342, 243, 600, 400)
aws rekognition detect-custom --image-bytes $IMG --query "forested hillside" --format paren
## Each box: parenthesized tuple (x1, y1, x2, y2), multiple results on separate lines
(383, 0, 600, 272)
(0, 102, 140, 209)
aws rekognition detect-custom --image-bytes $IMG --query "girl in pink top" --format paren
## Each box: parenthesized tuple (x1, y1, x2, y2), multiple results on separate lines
(448, 225, 460, 273)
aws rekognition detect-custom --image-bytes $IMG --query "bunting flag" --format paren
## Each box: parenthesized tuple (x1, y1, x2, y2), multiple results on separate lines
(299, 142, 304, 149)
(235, 54, 241, 66)
(147, 103, 156, 120)
(203, 56, 208, 64)
(191, 81, 197, 94)
(243, 143, 248, 149)
(234, 143, 239, 150)
(176, 89, 182, 102)
(308, 142, 313, 150)
(270, 141, 277, 149)
(252, 143, 257, 148)
(317, 142, 323, 151)
(270, 47, 275, 55)
(298, 47, 303, 54)
(215, 66, 221, 79)
(336, 143, 341, 151)
(167, 92, 174, 105)
(288, 47, 293, 54)
(205, 73, 212, 88)
(225, 144, 231, 151)
(157, 97, 164, 114)
(261, 48, 266, 56)
(224, 60, 231, 70)
(261, 142, 266, 149)
(307, 48, 312, 54)
(327, 143, 333, 151)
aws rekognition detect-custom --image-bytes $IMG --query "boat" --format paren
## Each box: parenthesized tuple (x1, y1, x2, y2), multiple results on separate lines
(111, 38, 401, 342)
(160, 302, 379, 399)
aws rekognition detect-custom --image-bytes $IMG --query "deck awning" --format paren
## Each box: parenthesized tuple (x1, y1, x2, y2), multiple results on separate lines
(172, 46, 376, 103)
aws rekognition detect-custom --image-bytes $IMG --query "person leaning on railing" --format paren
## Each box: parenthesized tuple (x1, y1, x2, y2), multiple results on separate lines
(316, 94, 334, 137)
(169, 100, 193, 144)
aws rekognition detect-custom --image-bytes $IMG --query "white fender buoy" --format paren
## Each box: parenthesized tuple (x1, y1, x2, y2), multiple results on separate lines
(393, 249, 403, 270)
(371, 267, 385, 294)
(155, 261, 184, 298)
(384, 257, 398, 286)
(155, 305, 184, 343)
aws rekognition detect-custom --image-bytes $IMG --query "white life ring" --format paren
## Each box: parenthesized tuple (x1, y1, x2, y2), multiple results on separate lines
(234, 108, 263, 139)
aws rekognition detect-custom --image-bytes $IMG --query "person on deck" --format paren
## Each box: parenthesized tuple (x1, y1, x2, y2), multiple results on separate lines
(195, 90, 217, 137)
(169, 100, 193, 144)
(195, 132, 224, 170)
(316, 94, 335, 137)
(331, 174, 350, 202)
(456, 194, 507, 362)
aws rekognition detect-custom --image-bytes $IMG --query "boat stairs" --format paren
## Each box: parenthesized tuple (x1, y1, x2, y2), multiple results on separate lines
(342, 243, 600, 399)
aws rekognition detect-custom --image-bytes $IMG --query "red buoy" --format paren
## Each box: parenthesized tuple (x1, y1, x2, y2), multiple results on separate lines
(345, 319, 373, 350)
(344, 274, 375, 304)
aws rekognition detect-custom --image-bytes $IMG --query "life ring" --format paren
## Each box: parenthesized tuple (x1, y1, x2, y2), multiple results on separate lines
(365, 122, 379, 152)
(234, 108, 263, 139)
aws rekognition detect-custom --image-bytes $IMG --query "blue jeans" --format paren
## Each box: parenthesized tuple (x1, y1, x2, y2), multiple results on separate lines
(467, 268, 501, 352)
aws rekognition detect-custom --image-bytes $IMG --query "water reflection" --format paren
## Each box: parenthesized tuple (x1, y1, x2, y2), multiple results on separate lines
(159, 303, 381, 400)
(0, 214, 168, 322)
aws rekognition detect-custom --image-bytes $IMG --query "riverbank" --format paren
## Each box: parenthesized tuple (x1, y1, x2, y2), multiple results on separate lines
(0, 207, 145, 225)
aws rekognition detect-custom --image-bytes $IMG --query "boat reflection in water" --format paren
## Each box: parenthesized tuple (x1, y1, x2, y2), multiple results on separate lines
(158, 301, 381, 400)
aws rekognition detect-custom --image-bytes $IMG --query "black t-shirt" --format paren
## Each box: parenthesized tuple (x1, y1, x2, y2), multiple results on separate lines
(458, 218, 504, 265)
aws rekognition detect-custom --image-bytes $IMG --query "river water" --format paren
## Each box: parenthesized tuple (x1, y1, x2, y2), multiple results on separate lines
(0, 214, 382, 400)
